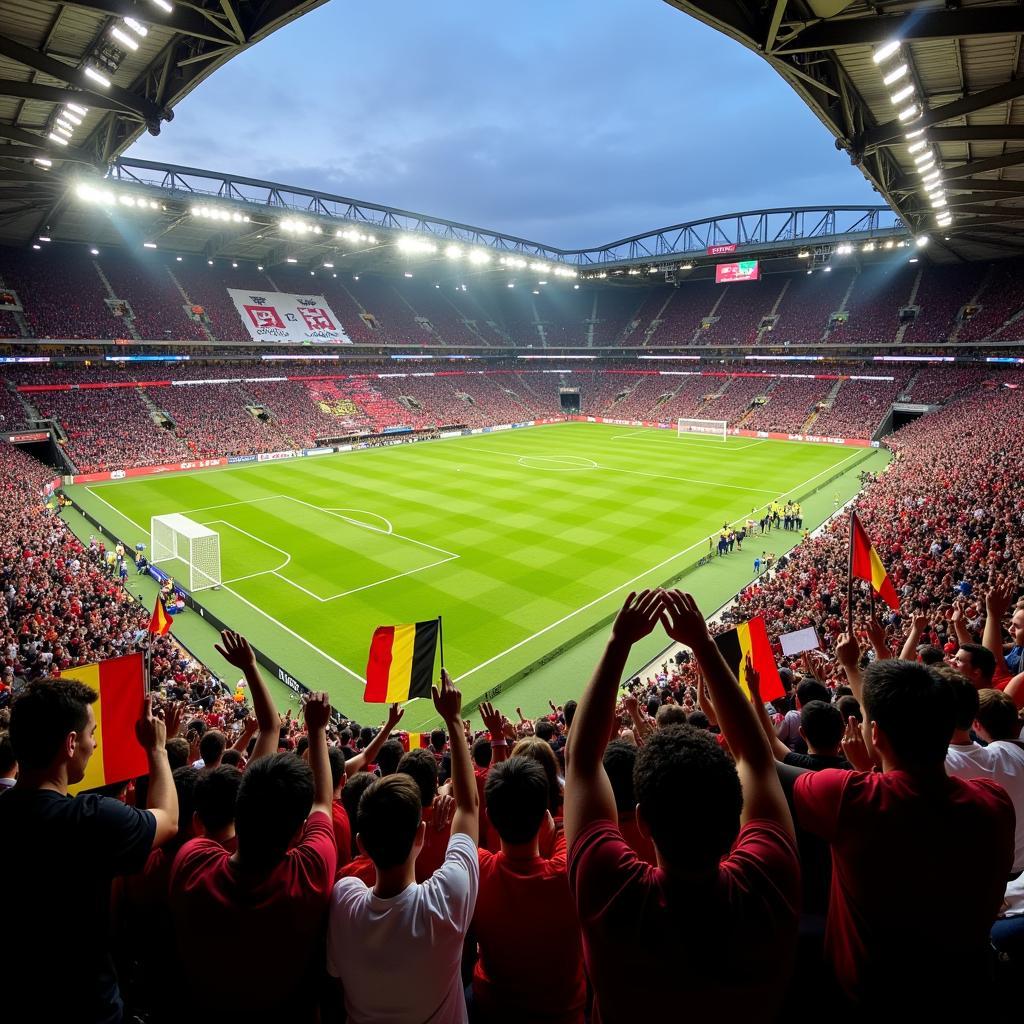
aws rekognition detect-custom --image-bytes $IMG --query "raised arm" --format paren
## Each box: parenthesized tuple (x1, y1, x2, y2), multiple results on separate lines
(899, 611, 929, 661)
(622, 692, 654, 744)
(215, 630, 280, 762)
(951, 600, 973, 647)
(136, 695, 178, 847)
(660, 591, 793, 837)
(835, 632, 864, 705)
(745, 660, 795, 763)
(564, 591, 664, 847)
(866, 615, 892, 662)
(696, 669, 720, 729)
(230, 712, 258, 753)
(302, 691, 334, 818)
(344, 703, 403, 776)
(432, 670, 478, 843)
(983, 579, 1016, 666)
(479, 702, 509, 765)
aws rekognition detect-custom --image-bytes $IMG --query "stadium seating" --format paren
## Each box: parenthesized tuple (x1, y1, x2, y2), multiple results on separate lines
(901, 264, 987, 344)
(768, 268, 853, 345)
(828, 263, 915, 343)
(811, 372, 908, 438)
(956, 259, 1024, 343)
(645, 281, 719, 346)
(742, 375, 831, 433)
(701, 278, 787, 346)
(100, 254, 209, 342)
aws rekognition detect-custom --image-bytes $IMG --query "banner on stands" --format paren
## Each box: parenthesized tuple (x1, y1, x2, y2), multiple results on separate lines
(227, 289, 352, 344)
(257, 450, 297, 462)
(72, 457, 226, 484)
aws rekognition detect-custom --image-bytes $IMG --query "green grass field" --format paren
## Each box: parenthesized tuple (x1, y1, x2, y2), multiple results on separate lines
(66, 422, 883, 730)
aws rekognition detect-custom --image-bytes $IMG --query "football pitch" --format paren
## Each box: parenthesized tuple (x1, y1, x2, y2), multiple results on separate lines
(66, 422, 883, 730)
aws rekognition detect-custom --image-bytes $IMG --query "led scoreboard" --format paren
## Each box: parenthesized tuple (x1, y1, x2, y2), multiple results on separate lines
(715, 260, 760, 284)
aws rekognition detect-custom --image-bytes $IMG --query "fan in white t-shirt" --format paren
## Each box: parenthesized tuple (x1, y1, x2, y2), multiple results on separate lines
(946, 685, 1024, 874)
(327, 671, 480, 1024)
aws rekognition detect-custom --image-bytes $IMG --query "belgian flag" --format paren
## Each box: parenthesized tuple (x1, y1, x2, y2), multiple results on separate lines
(714, 616, 785, 701)
(64, 654, 148, 794)
(850, 511, 900, 610)
(364, 619, 440, 703)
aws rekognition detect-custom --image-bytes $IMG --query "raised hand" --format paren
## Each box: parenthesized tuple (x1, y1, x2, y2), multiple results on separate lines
(164, 700, 185, 740)
(432, 792, 456, 831)
(841, 715, 875, 772)
(479, 701, 503, 737)
(610, 589, 665, 646)
(303, 691, 332, 732)
(214, 629, 257, 672)
(135, 694, 167, 752)
(385, 702, 405, 731)
(866, 616, 890, 658)
(431, 669, 463, 724)
(913, 610, 929, 632)
(744, 654, 761, 698)
(622, 693, 640, 717)
(659, 590, 712, 649)
(836, 632, 861, 670)
(986, 577, 1017, 618)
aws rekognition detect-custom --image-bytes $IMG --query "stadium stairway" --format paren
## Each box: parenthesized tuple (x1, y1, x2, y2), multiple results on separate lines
(735, 377, 778, 427)
(168, 270, 215, 342)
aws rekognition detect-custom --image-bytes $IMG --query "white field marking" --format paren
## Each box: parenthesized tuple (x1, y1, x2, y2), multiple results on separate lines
(329, 554, 459, 599)
(181, 495, 281, 515)
(454, 446, 867, 683)
(458, 444, 775, 495)
(279, 495, 459, 560)
(219, 580, 366, 682)
(611, 429, 766, 451)
(86, 486, 149, 533)
(203, 520, 290, 585)
(516, 454, 599, 472)
(326, 508, 394, 535)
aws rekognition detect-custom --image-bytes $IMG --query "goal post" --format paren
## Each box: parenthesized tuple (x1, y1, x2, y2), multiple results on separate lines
(677, 417, 728, 441)
(150, 513, 221, 592)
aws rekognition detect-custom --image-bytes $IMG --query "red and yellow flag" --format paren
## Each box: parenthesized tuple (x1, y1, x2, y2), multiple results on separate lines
(64, 653, 148, 795)
(148, 596, 171, 636)
(850, 513, 900, 610)
(714, 616, 785, 701)
(364, 620, 440, 703)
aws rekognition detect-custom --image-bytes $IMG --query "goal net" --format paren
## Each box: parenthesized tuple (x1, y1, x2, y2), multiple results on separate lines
(150, 514, 221, 592)
(677, 417, 728, 441)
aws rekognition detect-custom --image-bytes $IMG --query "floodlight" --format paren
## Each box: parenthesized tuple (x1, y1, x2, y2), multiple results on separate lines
(907, 141, 927, 154)
(143, 242, 157, 249)
(897, 104, 919, 122)
(124, 18, 148, 35)
(84, 66, 111, 88)
(890, 85, 914, 104)
(110, 27, 139, 50)
(883, 64, 908, 85)
(67, 103, 88, 116)
(873, 41, 901, 64)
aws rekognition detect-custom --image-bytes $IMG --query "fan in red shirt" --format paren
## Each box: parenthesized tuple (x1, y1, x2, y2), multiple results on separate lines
(791, 637, 1015, 1011)
(398, 747, 451, 881)
(566, 591, 799, 1023)
(471, 756, 586, 1023)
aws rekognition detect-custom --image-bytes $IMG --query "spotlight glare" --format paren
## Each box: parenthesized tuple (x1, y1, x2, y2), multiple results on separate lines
(898, 104, 920, 122)
(890, 84, 915, 104)
(873, 41, 901, 64)
(883, 64, 908, 85)
(83, 66, 111, 88)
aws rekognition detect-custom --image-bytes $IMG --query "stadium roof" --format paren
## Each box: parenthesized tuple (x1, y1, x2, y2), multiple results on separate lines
(664, 0, 1024, 262)
(0, 0, 328, 240)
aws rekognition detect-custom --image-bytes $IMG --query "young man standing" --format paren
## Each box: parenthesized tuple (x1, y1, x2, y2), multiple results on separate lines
(471, 756, 585, 1023)
(0, 681, 178, 1023)
(169, 631, 337, 1022)
(795, 638, 1016, 1010)
(327, 670, 479, 1023)
(566, 590, 799, 1020)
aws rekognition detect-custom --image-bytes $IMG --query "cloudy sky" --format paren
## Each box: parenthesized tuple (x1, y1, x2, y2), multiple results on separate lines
(126, 0, 880, 248)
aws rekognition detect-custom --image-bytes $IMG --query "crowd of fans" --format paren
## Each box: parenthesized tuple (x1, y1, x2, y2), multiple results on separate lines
(2, 372, 1024, 1020)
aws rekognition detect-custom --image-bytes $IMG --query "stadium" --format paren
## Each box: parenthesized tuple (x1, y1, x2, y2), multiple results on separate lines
(1, 0, 1023, 1019)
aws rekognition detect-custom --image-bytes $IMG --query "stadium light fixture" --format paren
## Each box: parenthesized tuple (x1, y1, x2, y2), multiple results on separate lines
(573, 284, 580, 289)
(67, 102, 88, 116)
(679, 262, 694, 270)
(397, 237, 437, 255)
(90, 248, 99, 255)
(32, 244, 40, 250)
(797, 250, 810, 258)
(34, 157, 52, 168)
(890, 84, 914, 105)
(921, 170, 941, 185)
(904, 128, 925, 140)
(149, 0, 174, 12)
(862, 242, 876, 252)
(883, 240, 894, 250)
(930, 196, 947, 208)
(143, 242, 157, 249)
(54, 124, 73, 138)
(38, 236, 50, 242)
(507, 282, 515, 288)
(207, 259, 213, 265)
(916, 157, 936, 173)
(873, 41, 901, 64)
(286, 257, 298, 263)
(83, 66, 111, 88)
(61, 110, 82, 126)
(898, 104, 919, 122)
(110, 26, 139, 50)
(232, 262, 239, 268)
(883, 64, 908, 85)
(913, 151, 934, 166)
(445, 245, 463, 259)
(532, 289, 540, 294)
(936, 215, 952, 227)
(908, 257, 918, 264)
(176, 256, 182, 261)
(323, 262, 334, 268)
(907, 141, 927, 154)
(823, 266, 832, 272)
(404, 272, 414, 278)
(916, 235, 929, 247)
(538, 280, 548, 285)
(124, 17, 148, 36)
(468, 250, 491, 265)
